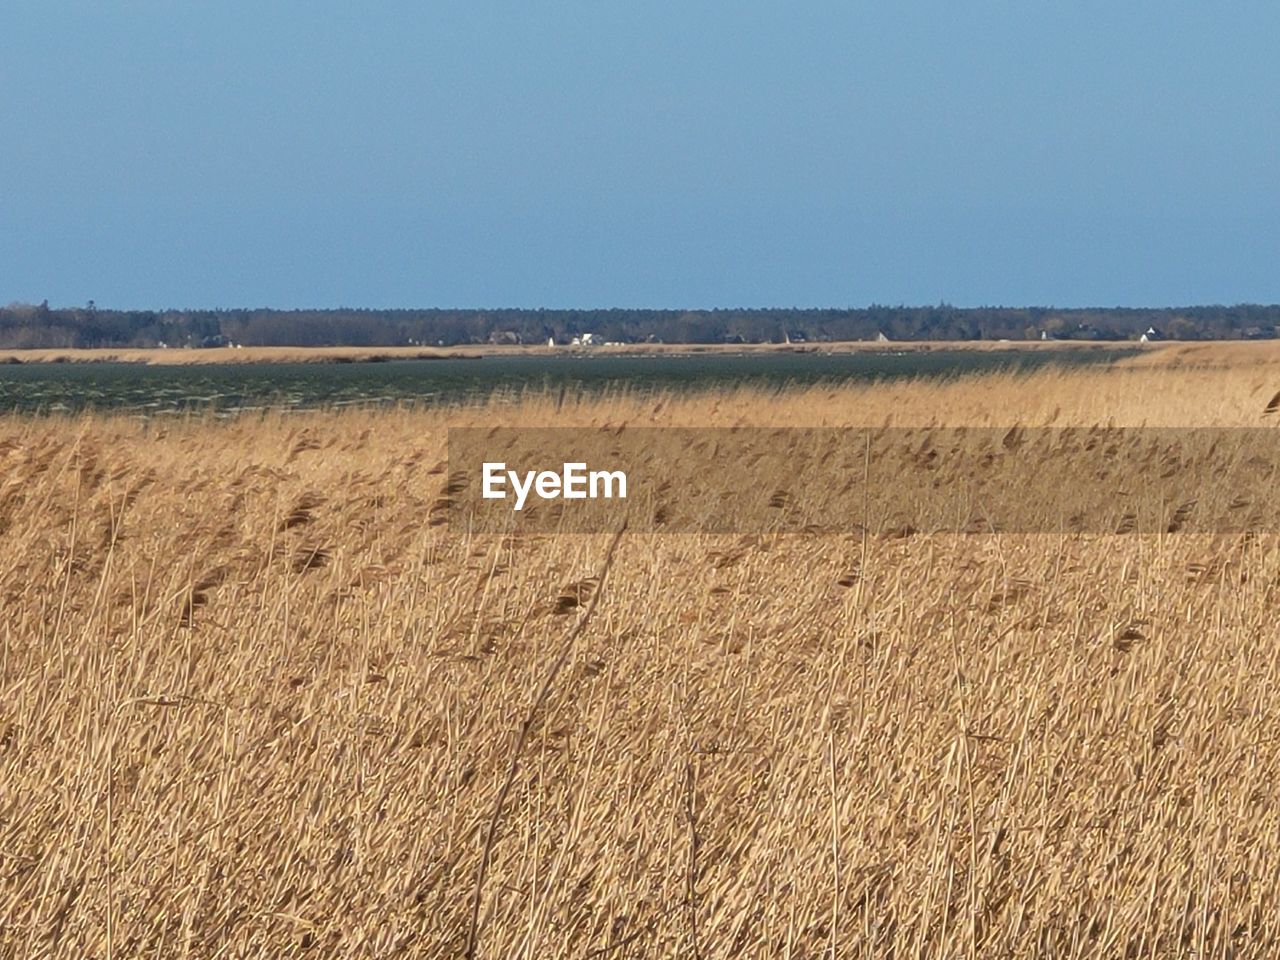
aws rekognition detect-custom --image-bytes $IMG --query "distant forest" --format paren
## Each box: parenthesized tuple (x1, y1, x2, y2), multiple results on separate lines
(3, 301, 1279, 349)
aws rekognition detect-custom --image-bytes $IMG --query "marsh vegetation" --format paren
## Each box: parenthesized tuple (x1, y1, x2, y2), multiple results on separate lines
(3, 348, 1280, 957)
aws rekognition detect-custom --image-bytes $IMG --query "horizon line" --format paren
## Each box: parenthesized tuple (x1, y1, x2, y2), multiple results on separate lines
(11, 301, 1280, 314)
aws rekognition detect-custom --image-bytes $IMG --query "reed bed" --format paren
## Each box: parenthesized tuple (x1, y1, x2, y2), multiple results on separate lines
(3, 362, 1280, 958)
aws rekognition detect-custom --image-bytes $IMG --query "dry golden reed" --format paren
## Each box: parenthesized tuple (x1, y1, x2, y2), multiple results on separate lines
(3, 352, 1280, 958)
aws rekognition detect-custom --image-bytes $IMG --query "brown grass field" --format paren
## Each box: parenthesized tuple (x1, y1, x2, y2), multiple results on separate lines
(4, 349, 1280, 958)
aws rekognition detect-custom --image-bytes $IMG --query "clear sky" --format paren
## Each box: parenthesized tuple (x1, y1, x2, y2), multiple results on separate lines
(2, 1, 1277, 310)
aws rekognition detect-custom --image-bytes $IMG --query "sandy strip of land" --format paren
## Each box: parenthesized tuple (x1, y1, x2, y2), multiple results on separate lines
(0, 339, 1158, 365)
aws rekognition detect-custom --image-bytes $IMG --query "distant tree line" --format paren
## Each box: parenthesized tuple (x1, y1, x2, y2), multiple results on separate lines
(2, 301, 1279, 349)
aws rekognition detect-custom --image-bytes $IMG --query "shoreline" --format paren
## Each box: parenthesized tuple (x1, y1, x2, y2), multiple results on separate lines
(0, 339, 1154, 366)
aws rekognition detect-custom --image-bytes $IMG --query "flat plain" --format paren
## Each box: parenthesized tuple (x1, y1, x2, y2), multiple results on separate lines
(0, 338, 1128, 365)
(3, 343, 1280, 958)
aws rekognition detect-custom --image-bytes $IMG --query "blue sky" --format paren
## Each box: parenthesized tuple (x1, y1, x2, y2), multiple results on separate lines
(2, 1, 1277, 309)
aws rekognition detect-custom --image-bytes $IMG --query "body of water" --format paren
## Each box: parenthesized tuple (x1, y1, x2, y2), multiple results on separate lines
(0, 348, 1135, 415)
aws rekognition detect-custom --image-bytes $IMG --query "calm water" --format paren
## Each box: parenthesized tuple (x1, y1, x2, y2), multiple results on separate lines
(0, 348, 1135, 415)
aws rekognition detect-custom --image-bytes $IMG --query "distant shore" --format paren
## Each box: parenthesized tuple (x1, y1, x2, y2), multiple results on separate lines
(0, 339, 1155, 366)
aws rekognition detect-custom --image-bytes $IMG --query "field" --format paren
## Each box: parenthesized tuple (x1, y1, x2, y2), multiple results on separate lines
(4, 349, 1280, 958)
